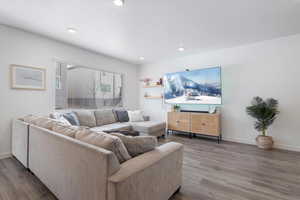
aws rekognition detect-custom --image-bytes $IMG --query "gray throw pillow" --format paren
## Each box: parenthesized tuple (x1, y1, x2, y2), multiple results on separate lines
(63, 112, 80, 126)
(76, 130, 132, 163)
(114, 109, 129, 122)
(110, 133, 158, 157)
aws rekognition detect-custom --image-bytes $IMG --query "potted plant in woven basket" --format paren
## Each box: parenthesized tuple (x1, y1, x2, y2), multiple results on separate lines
(246, 97, 279, 150)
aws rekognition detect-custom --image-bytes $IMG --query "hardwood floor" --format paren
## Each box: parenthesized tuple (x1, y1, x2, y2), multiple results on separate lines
(0, 157, 55, 200)
(1, 134, 300, 200)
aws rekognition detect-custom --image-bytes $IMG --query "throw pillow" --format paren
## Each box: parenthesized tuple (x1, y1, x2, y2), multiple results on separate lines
(74, 110, 97, 127)
(113, 109, 129, 122)
(63, 112, 80, 126)
(94, 110, 117, 126)
(110, 133, 157, 157)
(127, 110, 144, 122)
(50, 112, 72, 126)
(57, 116, 72, 126)
(75, 130, 132, 163)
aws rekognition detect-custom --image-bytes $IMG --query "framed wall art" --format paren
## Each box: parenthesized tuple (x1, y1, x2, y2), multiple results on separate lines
(10, 65, 46, 90)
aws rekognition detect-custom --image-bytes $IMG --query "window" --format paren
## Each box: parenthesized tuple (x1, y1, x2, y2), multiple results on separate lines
(55, 63, 62, 90)
(55, 62, 123, 110)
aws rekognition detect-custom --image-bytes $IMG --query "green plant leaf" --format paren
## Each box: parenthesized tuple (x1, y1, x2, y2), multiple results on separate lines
(246, 97, 279, 135)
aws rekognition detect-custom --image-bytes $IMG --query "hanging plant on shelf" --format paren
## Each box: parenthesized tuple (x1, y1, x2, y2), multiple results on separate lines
(140, 78, 152, 86)
(246, 96, 279, 150)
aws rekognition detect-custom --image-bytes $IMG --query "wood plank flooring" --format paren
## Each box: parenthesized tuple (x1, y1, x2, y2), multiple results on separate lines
(1, 134, 300, 200)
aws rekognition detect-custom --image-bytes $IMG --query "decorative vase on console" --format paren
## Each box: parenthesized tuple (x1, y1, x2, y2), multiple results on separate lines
(246, 97, 279, 150)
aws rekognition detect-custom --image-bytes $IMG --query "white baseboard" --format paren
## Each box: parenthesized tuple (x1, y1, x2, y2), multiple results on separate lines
(223, 137, 255, 145)
(274, 144, 300, 152)
(223, 137, 300, 152)
(0, 152, 12, 160)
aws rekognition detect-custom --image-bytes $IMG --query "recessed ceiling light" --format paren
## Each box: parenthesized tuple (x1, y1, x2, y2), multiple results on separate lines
(113, 0, 124, 7)
(139, 56, 145, 60)
(178, 47, 185, 52)
(67, 28, 77, 34)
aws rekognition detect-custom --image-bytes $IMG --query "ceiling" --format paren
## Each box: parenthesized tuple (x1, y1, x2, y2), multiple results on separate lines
(1, 0, 300, 64)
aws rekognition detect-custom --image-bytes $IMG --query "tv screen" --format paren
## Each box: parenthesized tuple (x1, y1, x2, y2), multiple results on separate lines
(164, 67, 222, 105)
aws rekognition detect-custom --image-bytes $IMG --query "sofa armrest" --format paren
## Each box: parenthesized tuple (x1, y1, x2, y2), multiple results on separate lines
(12, 119, 29, 168)
(29, 125, 120, 200)
(108, 142, 183, 200)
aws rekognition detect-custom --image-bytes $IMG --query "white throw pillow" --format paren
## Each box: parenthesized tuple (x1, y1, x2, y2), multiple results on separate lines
(57, 116, 72, 126)
(128, 110, 144, 122)
(50, 112, 72, 126)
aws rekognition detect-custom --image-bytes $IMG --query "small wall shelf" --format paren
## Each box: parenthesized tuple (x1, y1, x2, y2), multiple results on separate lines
(143, 85, 163, 88)
(145, 96, 162, 99)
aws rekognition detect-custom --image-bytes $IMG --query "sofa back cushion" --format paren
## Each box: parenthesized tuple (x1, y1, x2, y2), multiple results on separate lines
(75, 130, 131, 163)
(52, 123, 84, 138)
(94, 110, 117, 126)
(110, 133, 158, 157)
(74, 110, 96, 127)
(22, 115, 40, 123)
(113, 109, 129, 122)
(23, 115, 56, 130)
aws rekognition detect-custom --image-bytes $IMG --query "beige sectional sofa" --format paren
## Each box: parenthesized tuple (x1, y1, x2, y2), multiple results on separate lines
(12, 116, 183, 200)
(54, 109, 166, 137)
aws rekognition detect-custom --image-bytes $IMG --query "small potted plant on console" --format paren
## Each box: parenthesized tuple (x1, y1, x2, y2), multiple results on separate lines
(246, 97, 279, 150)
(172, 104, 181, 112)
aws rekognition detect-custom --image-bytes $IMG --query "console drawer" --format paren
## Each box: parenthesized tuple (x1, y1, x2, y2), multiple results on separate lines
(191, 113, 220, 136)
(168, 112, 190, 132)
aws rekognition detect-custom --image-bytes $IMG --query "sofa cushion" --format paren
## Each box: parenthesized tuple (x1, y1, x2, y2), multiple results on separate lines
(94, 110, 117, 126)
(75, 129, 131, 163)
(90, 122, 132, 132)
(34, 117, 58, 130)
(110, 133, 157, 157)
(74, 110, 96, 127)
(22, 115, 40, 123)
(62, 112, 80, 126)
(127, 110, 144, 122)
(131, 121, 166, 133)
(52, 123, 85, 138)
(113, 109, 129, 122)
(23, 115, 57, 130)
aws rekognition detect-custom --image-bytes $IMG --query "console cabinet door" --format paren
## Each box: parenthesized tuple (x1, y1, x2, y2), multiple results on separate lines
(191, 113, 220, 136)
(168, 112, 190, 132)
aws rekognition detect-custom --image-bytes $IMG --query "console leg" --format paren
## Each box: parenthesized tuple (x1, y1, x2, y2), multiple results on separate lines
(175, 186, 181, 194)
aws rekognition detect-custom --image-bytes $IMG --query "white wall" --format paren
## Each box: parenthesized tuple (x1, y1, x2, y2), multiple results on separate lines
(0, 25, 139, 158)
(139, 34, 300, 152)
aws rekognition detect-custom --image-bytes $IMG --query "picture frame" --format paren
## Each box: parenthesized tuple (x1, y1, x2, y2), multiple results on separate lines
(10, 65, 46, 90)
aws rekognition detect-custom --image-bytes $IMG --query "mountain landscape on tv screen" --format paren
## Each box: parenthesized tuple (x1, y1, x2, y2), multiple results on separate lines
(164, 68, 221, 104)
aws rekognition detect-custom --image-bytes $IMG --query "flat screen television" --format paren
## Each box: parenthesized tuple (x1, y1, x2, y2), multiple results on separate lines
(164, 66, 222, 105)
